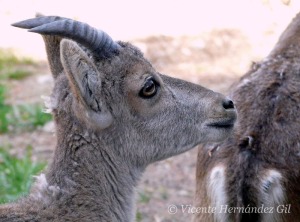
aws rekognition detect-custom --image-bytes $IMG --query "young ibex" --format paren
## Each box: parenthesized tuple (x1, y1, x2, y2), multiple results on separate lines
(194, 12, 300, 222)
(0, 16, 236, 221)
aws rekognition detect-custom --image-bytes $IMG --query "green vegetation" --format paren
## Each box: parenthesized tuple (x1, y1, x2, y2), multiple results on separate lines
(0, 49, 33, 67)
(159, 187, 169, 200)
(0, 146, 46, 203)
(138, 190, 152, 204)
(6, 103, 52, 133)
(0, 49, 48, 205)
(0, 49, 51, 133)
(0, 49, 34, 81)
(0, 83, 6, 105)
(135, 191, 152, 221)
(1, 69, 32, 80)
(0, 85, 11, 133)
(0, 84, 52, 134)
(136, 211, 143, 222)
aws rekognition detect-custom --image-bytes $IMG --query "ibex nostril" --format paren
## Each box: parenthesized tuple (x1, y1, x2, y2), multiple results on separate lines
(222, 99, 234, 110)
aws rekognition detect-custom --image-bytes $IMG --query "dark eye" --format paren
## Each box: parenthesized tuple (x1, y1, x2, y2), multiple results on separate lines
(139, 77, 158, 98)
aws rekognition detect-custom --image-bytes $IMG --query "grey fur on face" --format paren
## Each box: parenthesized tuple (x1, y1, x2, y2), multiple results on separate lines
(2, 15, 236, 222)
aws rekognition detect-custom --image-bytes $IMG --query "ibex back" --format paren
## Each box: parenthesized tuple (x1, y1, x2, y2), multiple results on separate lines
(0, 16, 236, 222)
(194, 12, 300, 222)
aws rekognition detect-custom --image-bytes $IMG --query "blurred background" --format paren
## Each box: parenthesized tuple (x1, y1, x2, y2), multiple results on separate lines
(0, 0, 300, 221)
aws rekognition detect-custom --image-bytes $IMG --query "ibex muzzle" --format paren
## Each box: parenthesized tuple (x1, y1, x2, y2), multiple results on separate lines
(1, 16, 237, 221)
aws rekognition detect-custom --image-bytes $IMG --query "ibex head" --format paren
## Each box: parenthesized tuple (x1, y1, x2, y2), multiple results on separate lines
(13, 16, 237, 166)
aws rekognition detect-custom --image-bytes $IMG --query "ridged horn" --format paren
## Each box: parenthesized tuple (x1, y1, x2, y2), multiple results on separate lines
(12, 16, 120, 59)
(12, 16, 66, 29)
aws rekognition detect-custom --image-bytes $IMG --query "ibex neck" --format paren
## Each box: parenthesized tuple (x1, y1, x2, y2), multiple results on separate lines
(44, 131, 142, 222)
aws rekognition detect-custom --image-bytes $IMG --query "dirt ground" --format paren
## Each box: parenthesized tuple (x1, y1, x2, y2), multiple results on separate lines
(0, 28, 262, 221)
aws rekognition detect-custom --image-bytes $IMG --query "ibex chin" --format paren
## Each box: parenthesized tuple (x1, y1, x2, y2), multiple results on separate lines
(194, 12, 300, 222)
(0, 16, 236, 221)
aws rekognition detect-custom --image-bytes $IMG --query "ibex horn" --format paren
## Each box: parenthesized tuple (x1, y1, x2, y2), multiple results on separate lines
(12, 16, 120, 59)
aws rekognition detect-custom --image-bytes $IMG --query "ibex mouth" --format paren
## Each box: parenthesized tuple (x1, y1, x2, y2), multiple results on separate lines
(206, 117, 236, 129)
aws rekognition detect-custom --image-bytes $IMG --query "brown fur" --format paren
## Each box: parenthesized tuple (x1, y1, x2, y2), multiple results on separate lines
(194, 12, 300, 222)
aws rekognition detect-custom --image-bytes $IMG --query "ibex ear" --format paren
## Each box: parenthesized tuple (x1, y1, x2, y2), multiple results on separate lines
(60, 39, 113, 130)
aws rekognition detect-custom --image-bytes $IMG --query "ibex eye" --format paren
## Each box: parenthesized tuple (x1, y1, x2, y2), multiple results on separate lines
(139, 77, 158, 98)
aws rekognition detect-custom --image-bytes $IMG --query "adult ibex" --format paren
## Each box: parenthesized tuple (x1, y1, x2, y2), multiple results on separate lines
(0, 16, 236, 221)
(194, 12, 300, 222)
